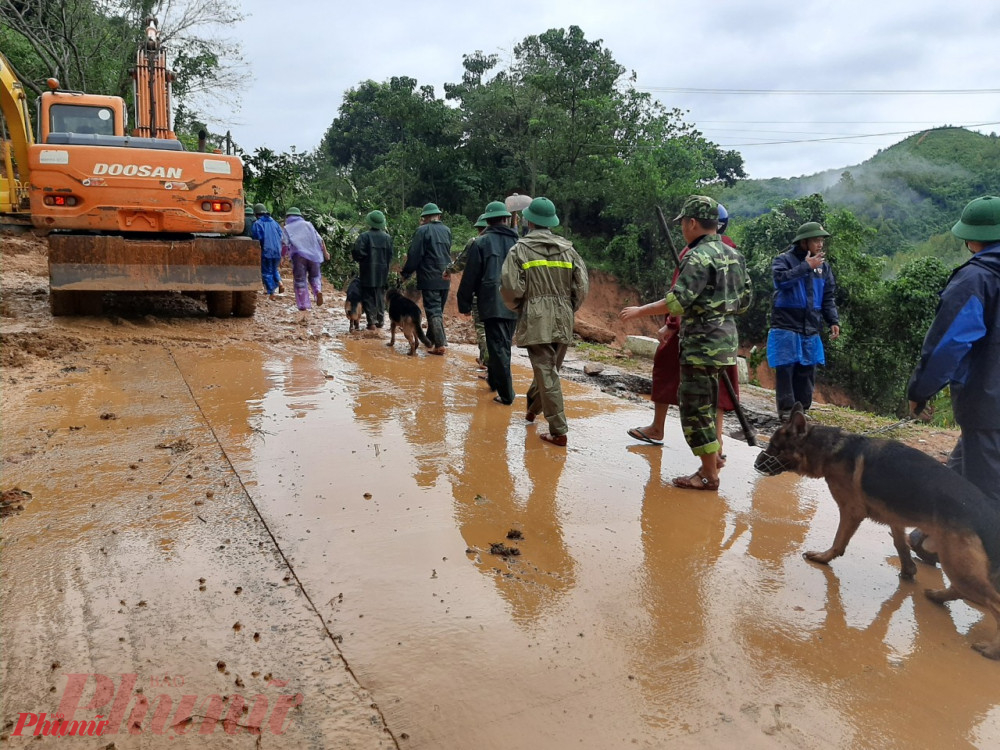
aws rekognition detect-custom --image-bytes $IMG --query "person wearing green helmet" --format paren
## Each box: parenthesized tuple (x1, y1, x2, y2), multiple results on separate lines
(500, 197, 589, 446)
(352, 210, 394, 329)
(402, 203, 452, 354)
(457, 201, 520, 405)
(622, 195, 750, 489)
(766, 221, 841, 422)
(243, 204, 257, 239)
(905, 196, 1000, 564)
(618, 199, 744, 463)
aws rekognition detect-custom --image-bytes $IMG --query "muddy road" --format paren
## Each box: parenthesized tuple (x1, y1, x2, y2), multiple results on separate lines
(2, 236, 998, 749)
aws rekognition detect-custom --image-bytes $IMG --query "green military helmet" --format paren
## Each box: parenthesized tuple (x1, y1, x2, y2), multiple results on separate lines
(792, 222, 831, 244)
(253, 203, 268, 216)
(474, 214, 487, 228)
(522, 197, 559, 227)
(421, 202, 442, 217)
(481, 200, 511, 220)
(285, 207, 302, 217)
(366, 210, 386, 229)
(952, 196, 1000, 242)
(672, 195, 718, 222)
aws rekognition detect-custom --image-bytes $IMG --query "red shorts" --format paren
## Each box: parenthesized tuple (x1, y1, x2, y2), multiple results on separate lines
(651, 334, 739, 411)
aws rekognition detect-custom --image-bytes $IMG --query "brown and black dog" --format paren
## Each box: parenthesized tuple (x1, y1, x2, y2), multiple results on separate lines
(385, 288, 432, 356)
(755, 403, 1000, 659)
(345, 277, 363, 332)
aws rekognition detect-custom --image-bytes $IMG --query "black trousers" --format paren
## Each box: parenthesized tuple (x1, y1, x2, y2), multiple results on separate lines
(484, 318, 517, 404)
(774, 363, 816, 413)
(421, 289, 449, 348)
(361, 285, 385, 327)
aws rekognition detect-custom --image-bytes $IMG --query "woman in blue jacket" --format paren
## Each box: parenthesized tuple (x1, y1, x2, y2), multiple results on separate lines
(766, 222, 840, 420)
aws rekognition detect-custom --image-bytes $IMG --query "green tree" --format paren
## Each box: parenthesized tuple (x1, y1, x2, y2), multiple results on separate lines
(0, 0, 244, 125)
(320, 77, 465, 214)
(241, 146, 315, 216)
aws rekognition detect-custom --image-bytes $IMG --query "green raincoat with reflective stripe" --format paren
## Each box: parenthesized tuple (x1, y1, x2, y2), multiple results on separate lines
(500, 228, 589, 347)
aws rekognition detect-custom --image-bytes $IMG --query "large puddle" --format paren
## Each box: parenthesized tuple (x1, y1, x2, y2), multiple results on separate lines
(3, 335, 999, 748)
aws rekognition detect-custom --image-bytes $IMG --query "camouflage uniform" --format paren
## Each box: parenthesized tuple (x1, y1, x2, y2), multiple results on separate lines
(665, 198, 752, 456)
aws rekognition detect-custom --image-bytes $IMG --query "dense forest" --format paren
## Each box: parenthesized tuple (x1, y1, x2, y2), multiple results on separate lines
(3, 2, 998, 417)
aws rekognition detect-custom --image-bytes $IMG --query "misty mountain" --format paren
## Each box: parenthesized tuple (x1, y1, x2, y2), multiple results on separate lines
(719, 127, 1000, 256)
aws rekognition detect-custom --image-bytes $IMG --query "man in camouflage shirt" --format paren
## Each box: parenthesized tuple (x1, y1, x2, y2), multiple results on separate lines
(667, 195, 751, 490)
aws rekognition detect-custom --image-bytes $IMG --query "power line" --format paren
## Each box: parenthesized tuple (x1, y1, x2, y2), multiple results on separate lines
(696, 120, 968, 125)
(639, 87, 1000, 95)
(716, 121, 1000, 147)
(700, 127, 905, 136)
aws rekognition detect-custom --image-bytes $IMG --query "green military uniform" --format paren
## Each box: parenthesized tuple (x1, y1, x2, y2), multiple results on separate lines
(352, 211, 394, 328)
(666, 196, 752, 456)
(450, 231, 489, 364)
(458, 205, 520, 403)
(501, 198, 588, 437)
(403, 204, 453, 349)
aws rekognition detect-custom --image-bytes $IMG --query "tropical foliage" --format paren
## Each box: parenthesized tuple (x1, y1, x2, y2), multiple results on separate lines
(2, 8, 982, 415)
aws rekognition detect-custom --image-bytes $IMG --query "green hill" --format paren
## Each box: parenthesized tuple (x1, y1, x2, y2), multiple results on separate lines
(719, 127, 1000, 257)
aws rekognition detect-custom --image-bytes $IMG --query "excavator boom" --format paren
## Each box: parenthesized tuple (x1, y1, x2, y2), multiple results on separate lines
(0, 50, 34, 218)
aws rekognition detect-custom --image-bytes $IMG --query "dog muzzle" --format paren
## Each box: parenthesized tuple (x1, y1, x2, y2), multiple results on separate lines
(754, 451, 789, 476)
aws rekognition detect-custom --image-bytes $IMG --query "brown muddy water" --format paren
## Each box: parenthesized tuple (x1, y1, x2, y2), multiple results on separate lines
(2, 332, 998, 749)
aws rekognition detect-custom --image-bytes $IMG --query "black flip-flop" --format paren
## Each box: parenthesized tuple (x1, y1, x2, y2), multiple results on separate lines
(627, 427, 663, 446)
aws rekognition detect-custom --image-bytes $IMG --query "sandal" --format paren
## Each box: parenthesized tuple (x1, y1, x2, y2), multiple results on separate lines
(539, 432, 567, 447)
(671, 470, 719, 491)
(717, 454, 727, 469)
(627, 427, 663, 446)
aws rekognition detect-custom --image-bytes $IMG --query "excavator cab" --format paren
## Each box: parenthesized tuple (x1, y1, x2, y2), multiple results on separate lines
(48, 103, 118, 138)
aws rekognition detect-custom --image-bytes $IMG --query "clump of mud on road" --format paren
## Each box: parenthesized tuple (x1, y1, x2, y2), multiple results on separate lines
(489, 542, 521, 557)
(0, 488, 33, 517)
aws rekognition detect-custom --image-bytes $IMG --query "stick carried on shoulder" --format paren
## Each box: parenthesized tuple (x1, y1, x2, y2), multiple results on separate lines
(655, 205, 757, 447)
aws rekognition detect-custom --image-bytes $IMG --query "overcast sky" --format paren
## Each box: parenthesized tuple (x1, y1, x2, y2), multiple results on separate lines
(212, 0, 1000, 180)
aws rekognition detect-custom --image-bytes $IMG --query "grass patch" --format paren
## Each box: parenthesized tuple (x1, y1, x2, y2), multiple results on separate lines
(574, 341, 652, 374)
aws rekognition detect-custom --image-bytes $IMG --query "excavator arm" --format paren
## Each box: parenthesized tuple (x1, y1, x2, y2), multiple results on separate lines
(0, 50, 35, 215)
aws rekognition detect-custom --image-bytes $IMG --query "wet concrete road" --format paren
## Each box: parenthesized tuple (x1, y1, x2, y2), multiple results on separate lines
(2, 333, 999, 748)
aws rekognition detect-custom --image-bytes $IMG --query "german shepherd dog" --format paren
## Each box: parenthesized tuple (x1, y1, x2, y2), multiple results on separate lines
(755, 403, 1000, 659)
(345, 277, 363, 332)
(385, 288, 432, 356)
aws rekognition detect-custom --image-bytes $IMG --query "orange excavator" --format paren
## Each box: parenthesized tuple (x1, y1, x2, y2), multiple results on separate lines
(17, 18, 259, 316)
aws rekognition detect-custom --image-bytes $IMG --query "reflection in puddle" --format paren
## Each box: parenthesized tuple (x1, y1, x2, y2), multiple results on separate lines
(222, 337, 995, 749)
(6, 336, 995, 749)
